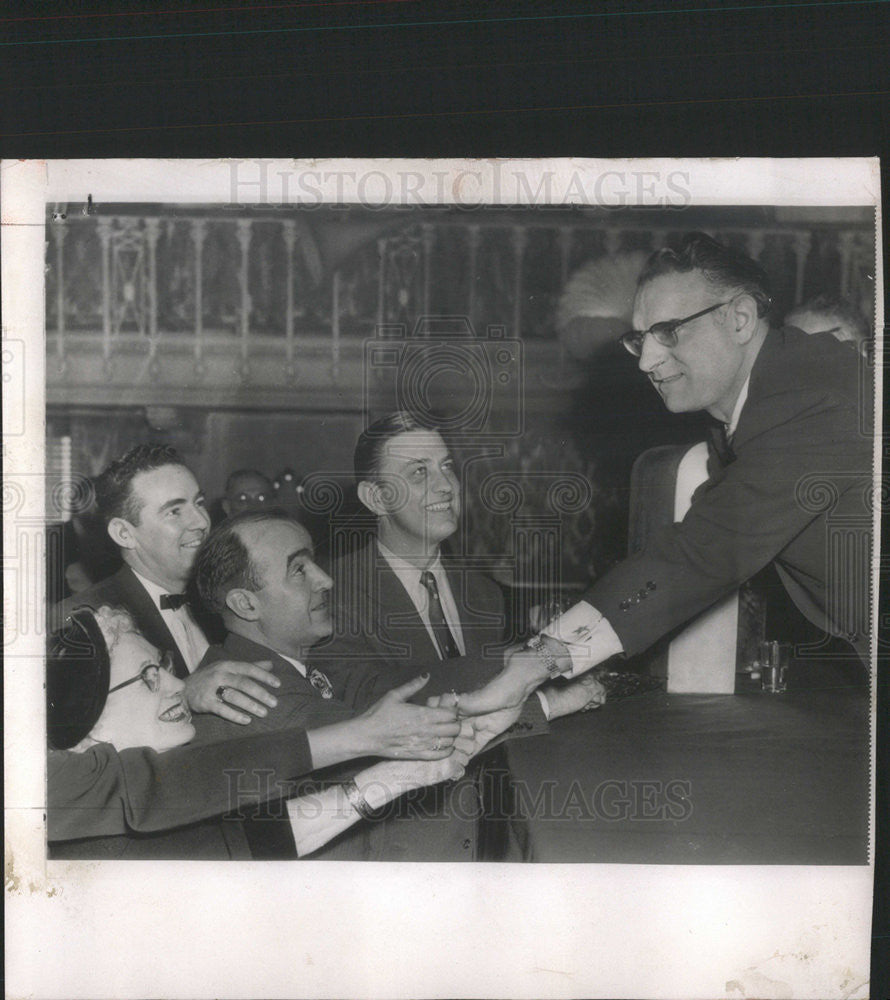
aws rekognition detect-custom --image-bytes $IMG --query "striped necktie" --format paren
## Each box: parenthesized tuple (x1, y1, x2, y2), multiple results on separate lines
(419, 570, 460, 659)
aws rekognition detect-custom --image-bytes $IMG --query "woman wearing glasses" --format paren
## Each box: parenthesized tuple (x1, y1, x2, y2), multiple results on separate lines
(47, 605, 473, 859)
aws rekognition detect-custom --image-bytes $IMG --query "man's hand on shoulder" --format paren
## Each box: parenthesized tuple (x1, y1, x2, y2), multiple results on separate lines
(183, 659, 281, 725)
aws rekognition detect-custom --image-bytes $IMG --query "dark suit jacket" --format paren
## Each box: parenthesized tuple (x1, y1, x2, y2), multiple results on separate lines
(47, 728, 313, 842)
(199, 632, 357, 734)
(586, 327, 872, 661)
(310, 542, 547, 861)
(201, 632, 400, 860)
(55, 564, 222, 680)
(312, 542, 516, 700)
(47, 726, 315, 859)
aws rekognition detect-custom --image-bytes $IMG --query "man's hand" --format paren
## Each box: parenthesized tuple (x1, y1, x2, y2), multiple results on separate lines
(356, 674, 461, 760)
(541, 672, 607, 721)
(406, 751, 469, 786)
(183, 659, 280, 725)
(427, 694, 523, 757)
(450, 637, 570, 716)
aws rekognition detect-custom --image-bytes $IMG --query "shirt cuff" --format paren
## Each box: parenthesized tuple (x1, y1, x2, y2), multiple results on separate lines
(534, 689, 551, 721)
(541, 601, 623, 677)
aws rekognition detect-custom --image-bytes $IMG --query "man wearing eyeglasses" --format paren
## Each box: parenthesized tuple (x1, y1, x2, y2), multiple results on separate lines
(452, 231, 872, 715)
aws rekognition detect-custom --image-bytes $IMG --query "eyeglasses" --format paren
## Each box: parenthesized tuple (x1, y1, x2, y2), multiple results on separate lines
(108, 650, 175, 695)
(619, 298, 733, 357)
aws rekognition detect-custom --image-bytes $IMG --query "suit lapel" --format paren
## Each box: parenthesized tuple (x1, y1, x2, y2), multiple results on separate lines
(115, 566, 190, 679)
(372, 547, 441, 661)
(221, 632, 323, 696)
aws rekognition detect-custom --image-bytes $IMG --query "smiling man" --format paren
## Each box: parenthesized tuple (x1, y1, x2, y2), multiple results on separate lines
(308, 412, 604, 860)
(456, 231, 873, 715)
(193, 509, 467, 743)
(193, 508, 481, 859)
(56, 444, 282, 724)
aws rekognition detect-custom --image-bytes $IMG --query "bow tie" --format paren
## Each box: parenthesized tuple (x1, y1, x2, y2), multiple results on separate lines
(160, 593, 189, 610)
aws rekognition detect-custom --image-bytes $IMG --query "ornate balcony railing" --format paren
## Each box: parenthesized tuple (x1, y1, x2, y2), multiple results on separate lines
(45, 206, 876, 409)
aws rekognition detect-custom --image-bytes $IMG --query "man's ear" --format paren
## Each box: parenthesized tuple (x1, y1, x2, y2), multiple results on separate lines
(107, 517, 136, 549)
(357, 479, 386, 516)
(225, 588, 260, 622)
(730, 292, 760, 344)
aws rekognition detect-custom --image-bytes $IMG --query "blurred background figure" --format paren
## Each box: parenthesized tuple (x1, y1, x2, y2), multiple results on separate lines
(221, 468, 273, 518)
(271, 466, 329, 548)
(785, 293, 871, 354)
(272, 467, 303, 515)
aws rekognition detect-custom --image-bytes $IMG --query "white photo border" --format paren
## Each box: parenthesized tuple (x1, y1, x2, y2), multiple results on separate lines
(3, 157, 882, 1000)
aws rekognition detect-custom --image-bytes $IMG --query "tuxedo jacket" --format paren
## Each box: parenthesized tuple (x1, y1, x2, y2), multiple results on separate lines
(55, 564, 222, 680)
(587, 327, 872, 661)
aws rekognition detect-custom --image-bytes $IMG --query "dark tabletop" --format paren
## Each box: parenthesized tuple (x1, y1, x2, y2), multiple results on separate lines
(502, 682, 870, 864)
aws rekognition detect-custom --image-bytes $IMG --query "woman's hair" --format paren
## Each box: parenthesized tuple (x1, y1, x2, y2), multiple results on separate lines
(91, 604, 138, 654)
(47, 604, 131, 750)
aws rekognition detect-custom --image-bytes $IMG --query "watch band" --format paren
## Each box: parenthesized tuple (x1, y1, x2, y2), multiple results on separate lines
(525, 634, 564, 676)
(342, 779, 377, 821)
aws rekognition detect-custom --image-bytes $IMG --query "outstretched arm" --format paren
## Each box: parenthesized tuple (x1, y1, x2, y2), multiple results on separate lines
(288, 745, 471, 858)
(47, 728, 312, 841)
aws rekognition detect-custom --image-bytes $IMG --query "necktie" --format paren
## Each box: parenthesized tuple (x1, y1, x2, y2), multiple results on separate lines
(420, 571, 460, 659)
(308, 667, 334, 699)
(709, 422, 736, 467)
(160, 593, 188, 610)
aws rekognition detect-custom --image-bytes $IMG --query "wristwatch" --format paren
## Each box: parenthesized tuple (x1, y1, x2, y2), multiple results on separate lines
(525, 634, 565, 676)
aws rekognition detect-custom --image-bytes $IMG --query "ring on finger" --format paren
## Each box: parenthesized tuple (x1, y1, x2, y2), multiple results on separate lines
(433, 738, 441, 751)
(216, 685, 228, 703)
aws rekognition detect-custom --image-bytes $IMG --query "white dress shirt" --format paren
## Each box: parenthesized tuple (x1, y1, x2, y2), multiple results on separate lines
(277, 651, 309, 678)
(131, 569, 209, 673)
(725, 374, 751, 441)
(376, 541, 466, 657)
(377, 542, 554, 717)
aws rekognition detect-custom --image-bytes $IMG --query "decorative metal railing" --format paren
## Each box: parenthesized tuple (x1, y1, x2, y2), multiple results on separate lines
(46, 208, 876, 384)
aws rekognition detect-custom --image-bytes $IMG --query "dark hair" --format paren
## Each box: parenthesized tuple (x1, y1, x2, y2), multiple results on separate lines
(46, 606, 111, 750)
(193, 508, 296, 615)
(93, 444, 186, 526)
(353, 411, 438, 486)
(639, 232, 772, 318)
(786, 293, 870, 341)
(224, 468, 272, 496)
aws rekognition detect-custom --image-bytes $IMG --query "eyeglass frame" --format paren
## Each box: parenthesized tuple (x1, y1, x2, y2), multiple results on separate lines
(619, 295, 740, 357)
(107, 649, 176, 695)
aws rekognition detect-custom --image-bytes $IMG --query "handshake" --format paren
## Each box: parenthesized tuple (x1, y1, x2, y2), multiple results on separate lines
(426, 636, 608, 767)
